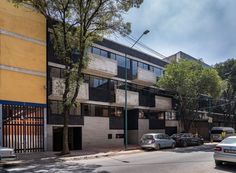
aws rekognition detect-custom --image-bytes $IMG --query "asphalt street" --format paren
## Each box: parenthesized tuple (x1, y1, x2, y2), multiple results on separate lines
(2, 144, 236, 173)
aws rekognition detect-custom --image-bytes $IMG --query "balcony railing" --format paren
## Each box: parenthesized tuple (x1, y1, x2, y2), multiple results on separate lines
(115, 89, 139, 106)
(132, 67, 156, 86)
(50, 77, 89, 100)
(47, 113, 84, 125)
(83, 53, 118, 77)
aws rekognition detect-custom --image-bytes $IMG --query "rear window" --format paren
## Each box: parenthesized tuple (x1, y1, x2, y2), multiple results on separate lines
(142, 135, 154, 140)
(221, 138, 236, 144)
(211, 130, 223, 134)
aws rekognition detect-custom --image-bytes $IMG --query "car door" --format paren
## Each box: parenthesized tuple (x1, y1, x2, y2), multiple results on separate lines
(156, 134, 165, 148)
(165, 134, 173, 147)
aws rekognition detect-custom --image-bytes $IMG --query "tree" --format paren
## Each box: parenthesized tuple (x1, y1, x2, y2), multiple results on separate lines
(157, 60, 222, 131)
(11, 0, 143, 154)
(215, 59, 236, 118)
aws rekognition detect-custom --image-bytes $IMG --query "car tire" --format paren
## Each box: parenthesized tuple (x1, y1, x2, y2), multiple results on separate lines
(215, 160, 222, 166)
(154, 144, 160, 150)
(182, 141, 187, 147)
(171, 143, 176, 148)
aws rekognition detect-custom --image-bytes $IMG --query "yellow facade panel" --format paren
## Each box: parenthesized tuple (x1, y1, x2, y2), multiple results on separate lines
(0, 35, 46, 72)
(0, 0, 46, 42)
(0, 70, 46, 104)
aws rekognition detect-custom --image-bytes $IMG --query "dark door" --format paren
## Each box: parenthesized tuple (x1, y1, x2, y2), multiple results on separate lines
(73, 127, 82, 150)
(165, 127, 177, 136)
(53, 127, 82, 151)
(53, 127, 63, 151)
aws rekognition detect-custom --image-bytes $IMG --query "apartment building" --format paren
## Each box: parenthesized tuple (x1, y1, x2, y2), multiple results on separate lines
(47, 38, 179, 151)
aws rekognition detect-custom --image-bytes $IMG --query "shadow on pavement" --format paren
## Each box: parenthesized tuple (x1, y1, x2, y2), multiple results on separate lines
(0, 157, 109, 173)
(214, 163, 236, 173)
(159, 143, 216, 153)
(141, 143, 216, 153)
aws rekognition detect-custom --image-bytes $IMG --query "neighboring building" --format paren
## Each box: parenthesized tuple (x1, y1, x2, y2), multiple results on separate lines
(165, 51, 211, 68)
(47, 38, 179, 151)
(0, 0, 47, 152)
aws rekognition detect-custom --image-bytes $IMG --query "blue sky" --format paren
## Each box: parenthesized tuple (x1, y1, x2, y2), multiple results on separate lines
(108, 0, 236, 65)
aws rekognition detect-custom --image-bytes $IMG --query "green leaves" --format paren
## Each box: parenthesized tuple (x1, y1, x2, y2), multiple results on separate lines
(158, 60, 221, 99)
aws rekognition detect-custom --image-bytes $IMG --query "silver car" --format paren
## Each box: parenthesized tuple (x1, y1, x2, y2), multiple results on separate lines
(214, 136, 236, 166)
(140, 133, 176, 150)
(0, 146, 16, 161)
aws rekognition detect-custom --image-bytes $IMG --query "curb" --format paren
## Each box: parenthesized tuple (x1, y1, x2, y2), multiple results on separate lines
(60, 149, 143, 161)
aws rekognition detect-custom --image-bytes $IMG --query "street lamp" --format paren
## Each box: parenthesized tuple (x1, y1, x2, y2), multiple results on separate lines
(124, 30, 150, 150)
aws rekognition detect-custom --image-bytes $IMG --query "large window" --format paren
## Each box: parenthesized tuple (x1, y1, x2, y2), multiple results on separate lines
(81, 104, 123, 117)
(116, 55, 130, 69)
(49, 67, 65, 78)
(89, 76, 108, 89)
(49, 100, 80, 116)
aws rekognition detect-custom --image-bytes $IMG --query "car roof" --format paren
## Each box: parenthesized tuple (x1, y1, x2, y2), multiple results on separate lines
(211, 127, 235, 131)
(227, 136, 236, 139)
(143, 133, 164, 135)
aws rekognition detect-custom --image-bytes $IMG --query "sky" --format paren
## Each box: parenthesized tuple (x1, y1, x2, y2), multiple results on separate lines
(108, 0, 236, 66)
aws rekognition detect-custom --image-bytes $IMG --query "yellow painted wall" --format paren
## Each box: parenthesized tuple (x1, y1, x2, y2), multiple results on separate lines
(0, 35, 46, 72)
(0, 70, 46, 104)
(0, 0, 46, 42)
(0, 0, 46, 104)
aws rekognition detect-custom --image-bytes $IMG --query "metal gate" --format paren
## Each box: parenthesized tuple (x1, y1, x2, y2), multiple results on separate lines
(2, 104, 44, 153)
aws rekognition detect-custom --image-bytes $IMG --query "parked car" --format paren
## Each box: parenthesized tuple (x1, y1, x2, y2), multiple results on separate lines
(171, 133, 204, 147)
(140, 133, 176, 150)
(0, 146, 16, 161)
(211, 127, 235, 142)
(214, 136, 236, 166)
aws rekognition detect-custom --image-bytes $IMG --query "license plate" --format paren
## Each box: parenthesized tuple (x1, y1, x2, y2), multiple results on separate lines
(224, 149, 236, 154)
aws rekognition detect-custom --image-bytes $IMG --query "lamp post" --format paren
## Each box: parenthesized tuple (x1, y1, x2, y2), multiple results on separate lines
(124, 30, 150, 150)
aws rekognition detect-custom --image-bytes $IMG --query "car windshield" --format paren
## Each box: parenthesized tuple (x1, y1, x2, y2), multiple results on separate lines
(142, 135, 154, 140)
(211, 130, 223, 134)
(221, 138, 236, 144)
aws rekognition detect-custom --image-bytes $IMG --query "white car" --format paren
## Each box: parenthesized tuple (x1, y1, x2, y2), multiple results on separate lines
(0, 146, 16, 161)
(214, 136, 236, 166)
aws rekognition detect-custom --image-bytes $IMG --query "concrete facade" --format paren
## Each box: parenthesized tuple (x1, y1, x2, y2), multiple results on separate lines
(83, 53, 118, 78)
(115, 89, 139, 106)
(133, 67, 156, 86)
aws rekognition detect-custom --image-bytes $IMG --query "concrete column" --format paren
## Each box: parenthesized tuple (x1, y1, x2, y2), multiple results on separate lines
(0, 104, 2, 146)
(44, 107, 47, 151)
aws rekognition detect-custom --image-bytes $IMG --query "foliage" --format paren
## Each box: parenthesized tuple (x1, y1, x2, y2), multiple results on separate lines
(10, 0, 143, 154)
(157, 60, 222, 131)
(214, 59, 236, 117)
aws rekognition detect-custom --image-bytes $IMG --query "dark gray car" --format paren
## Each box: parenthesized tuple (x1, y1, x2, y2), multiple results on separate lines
(140, 133, 176, 150)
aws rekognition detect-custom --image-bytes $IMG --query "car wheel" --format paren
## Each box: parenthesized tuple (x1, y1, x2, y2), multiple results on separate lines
(154, 144, 160, 150)
(215, 160, 222, 166)
(198, 140, 203, 145)
(182, 141, 187, 147)
(171, 143, 176, 148)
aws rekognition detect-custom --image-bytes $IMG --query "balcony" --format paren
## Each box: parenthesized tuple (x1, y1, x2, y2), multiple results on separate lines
(155, 96, 172, 111)
(133, 68, 156, 86)
(50, 77, 89, 100)
(115, 89, 139, 106)
(83, 53, 118, 78)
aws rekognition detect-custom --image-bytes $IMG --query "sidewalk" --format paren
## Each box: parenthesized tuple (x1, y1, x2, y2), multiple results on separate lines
(16, 145, 142, 163)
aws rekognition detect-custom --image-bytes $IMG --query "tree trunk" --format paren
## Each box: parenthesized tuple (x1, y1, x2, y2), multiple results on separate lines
(62, 107, 70, 155)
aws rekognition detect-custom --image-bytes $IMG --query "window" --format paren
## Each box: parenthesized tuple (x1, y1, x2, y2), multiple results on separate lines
(92, 47, 100, 55)
(95, 105, 109, 117)
(132, 60, 138, 76)
(49, 101, 63, 114)
(50, 67, 64, 78)
(154, 67, 163, 77)
(110, 53, 116, 60)
(116, 55, 130, 69)
(90, 76, 108, 89)
(100, 50, 108, 58)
